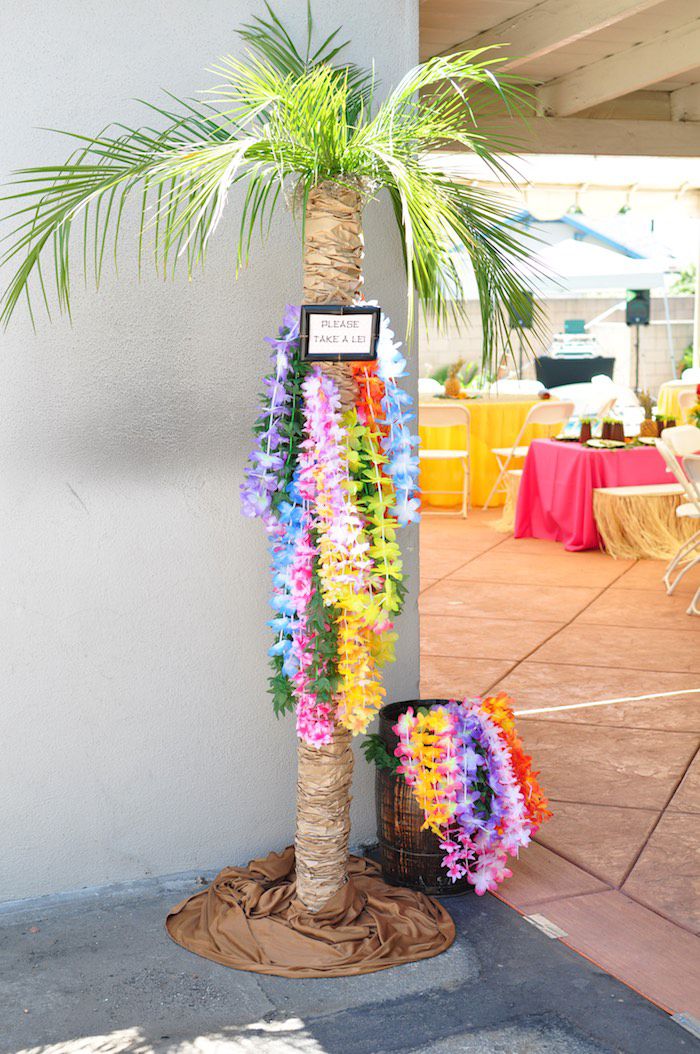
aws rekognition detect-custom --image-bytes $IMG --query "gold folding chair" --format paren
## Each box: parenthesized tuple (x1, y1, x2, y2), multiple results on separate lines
(419, 402, 471, 518)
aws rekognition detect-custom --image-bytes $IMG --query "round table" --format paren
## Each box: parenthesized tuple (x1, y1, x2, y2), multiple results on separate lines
(419, 399, 558, 509)
(515, 439, 673, 552)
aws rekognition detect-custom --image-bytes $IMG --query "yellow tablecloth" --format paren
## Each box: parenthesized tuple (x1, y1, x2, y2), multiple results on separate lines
(419, 399, 559, 508)
(656, 381, 696, 424)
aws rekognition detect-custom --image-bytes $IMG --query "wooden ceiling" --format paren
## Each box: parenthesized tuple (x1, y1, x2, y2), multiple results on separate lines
(420, 0, 700, 155)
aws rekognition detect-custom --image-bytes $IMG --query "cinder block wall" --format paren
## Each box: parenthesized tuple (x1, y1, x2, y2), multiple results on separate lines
(420, 295, 694, 395)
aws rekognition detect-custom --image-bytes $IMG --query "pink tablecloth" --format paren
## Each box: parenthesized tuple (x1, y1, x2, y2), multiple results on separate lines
(515, 439, 671, 551)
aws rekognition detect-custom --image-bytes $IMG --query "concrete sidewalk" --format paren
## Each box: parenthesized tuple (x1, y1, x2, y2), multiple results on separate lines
(1, 870, 694, 1053)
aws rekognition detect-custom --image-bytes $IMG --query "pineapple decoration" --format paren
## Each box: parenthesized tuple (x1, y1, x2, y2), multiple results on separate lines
(444, 358, 465, 399)
(638, 391, 657, 437)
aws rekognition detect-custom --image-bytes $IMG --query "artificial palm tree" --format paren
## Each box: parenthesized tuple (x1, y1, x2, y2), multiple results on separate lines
(1, 4, 536, 920)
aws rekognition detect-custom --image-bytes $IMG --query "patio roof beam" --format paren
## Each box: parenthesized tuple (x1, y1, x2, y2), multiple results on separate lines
(438, 0, 664, 69)
(447, 117, 700, 158)
(538, 19, 700, 116)
(670, 82, 700, 122)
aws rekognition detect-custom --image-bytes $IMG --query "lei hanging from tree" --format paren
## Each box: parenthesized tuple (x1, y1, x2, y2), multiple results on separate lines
(240, 305, 419, 746)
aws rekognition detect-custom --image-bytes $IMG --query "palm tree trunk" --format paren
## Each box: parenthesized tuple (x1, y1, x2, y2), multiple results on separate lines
(295, 180, 364, 912)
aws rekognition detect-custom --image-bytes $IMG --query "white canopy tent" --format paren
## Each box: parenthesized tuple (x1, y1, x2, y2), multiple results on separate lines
(434, 155, 700, 224)
(433, 153, 700, 368)
(528, 240, 669, 295)
(451, 213, 672, 296)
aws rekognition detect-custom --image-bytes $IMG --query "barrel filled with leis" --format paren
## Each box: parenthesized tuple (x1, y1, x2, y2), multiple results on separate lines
(365, 695, 551, 896)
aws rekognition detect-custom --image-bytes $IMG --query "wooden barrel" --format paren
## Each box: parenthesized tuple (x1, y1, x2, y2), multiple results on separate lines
(376, 700, 472, 896)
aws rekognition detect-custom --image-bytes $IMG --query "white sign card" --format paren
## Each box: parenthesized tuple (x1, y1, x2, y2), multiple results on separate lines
(300, 305, 380, 361)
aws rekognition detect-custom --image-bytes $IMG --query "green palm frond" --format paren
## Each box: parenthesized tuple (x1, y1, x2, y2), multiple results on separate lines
(237, 0, 373, 124)
(0, 4, 541, 366)
(1, 118, 249, 322)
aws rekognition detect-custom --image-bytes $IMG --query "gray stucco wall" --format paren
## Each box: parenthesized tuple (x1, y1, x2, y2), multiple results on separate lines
(0, 1, 419, 901)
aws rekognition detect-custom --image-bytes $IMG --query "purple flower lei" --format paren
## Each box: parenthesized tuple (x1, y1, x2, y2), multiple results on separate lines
(240, 305, 301, 523)
(241, 304, 420, 746)
(375, 315, 421, 526)
(395, 699, 534, 895)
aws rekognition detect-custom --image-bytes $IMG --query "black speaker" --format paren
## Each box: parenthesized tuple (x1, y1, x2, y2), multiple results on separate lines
(626, 289, 650, 326)
(508, 291, 534, 330)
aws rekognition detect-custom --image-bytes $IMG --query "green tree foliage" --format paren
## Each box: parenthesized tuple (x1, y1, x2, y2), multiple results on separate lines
(0, 3, 540, 368)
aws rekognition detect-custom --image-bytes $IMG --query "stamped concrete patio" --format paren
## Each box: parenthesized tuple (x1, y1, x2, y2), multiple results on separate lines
(2, 513, 699, 1053)
(420, 510, 700, 1022)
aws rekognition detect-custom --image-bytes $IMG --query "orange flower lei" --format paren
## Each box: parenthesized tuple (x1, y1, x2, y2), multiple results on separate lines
(480, 693, 552, 829)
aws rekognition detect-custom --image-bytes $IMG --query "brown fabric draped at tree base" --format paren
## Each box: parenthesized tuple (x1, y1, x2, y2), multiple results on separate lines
(165, 847, 455, 977)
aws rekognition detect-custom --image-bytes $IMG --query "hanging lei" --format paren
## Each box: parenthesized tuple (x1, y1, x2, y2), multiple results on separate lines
(393, 694, 551, 894)
(240, 304, 420, 746)
(375, 315, 421, 528)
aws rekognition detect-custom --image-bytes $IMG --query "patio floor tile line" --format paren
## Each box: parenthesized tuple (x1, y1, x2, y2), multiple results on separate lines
(479, 568, 632, 698)
(611, 560, 666, 590)
(479, 621, 582, 697)
(419, 608, 605, 626)
(616, 741, 700, 892)
(421, 615, 567, 663)
(531, 822, 662, 889)
(448, 555, 637, 590)
(621, 888, 700, 938)
(482, 661, 525, 697)
(498, 883, 616, 911)
(421, 534, 505, 556)
(419, 531, 509, 585)
(503, 665, 700, 704)
(417, 577, 611, 623)
(419, 529, 510, 591)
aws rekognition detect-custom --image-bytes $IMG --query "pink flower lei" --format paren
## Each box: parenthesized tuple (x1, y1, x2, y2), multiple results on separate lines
(394, 699, 542, 894)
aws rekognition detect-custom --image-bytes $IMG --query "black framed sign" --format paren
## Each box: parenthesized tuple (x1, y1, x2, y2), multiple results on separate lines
(299, 304, 380, 362)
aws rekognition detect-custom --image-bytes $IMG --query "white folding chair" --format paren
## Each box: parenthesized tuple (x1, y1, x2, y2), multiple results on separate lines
(419, 403, 471, 518)
(654, 439, 700, 596)
(546, 382, 621, 420)
(661, 424, 700, 458)
(677, 390, 698, 422)
(596, 396, 617, 419)
(483, 400, 575, 510)
(418, 377, 445, 397)
(681, 368, 700, 383)
(682, 456, 700, 616)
